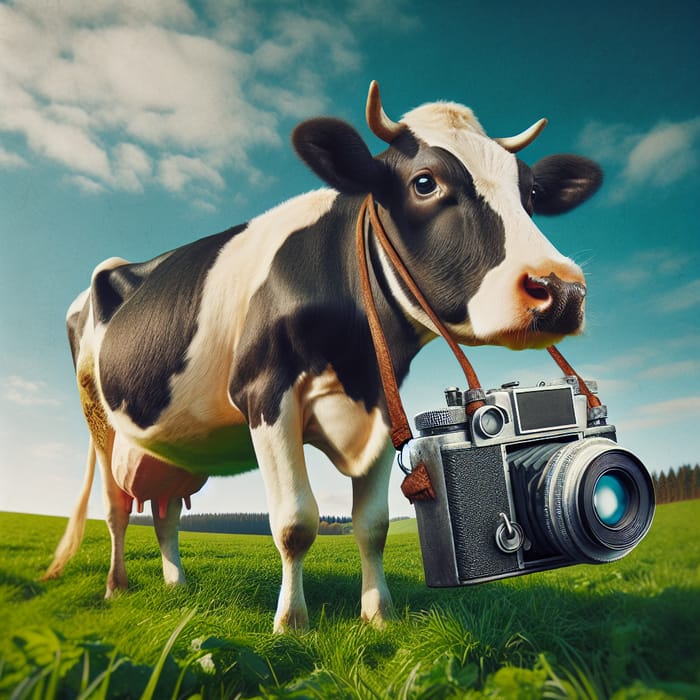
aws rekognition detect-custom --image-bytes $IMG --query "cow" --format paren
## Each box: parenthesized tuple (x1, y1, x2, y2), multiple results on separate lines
(43, 81, 602, 632)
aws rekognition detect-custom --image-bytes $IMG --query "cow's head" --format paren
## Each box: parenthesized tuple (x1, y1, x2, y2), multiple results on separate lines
(292, 81, 602, 350)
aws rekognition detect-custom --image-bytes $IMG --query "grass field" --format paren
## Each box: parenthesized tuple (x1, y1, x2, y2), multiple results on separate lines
(1, 501, 699, 699)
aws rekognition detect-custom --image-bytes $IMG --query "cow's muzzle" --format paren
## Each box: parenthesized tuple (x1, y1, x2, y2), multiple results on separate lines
(524, 273, 586, 334)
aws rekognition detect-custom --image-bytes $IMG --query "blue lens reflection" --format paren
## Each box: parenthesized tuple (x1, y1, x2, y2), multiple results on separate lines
(594, 473, 629, 526)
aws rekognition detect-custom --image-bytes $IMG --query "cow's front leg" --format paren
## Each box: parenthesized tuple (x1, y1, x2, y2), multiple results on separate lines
(352, 444, 394, 627)
(250, 396, 319, 633)
(152, 498, 185, 586)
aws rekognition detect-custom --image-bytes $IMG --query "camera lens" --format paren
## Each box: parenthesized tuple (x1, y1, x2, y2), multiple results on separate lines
(593, 471, 630, 526)
(528, 438, 655, 563)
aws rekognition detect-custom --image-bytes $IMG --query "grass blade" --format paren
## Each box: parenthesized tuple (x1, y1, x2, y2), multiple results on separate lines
(76, 655, 126, 700)
(140, 609, 196, 700)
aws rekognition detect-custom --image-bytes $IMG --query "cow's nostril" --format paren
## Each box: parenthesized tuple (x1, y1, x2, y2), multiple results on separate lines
(523, 275, 551, 303)
(524, 273, 587, 335)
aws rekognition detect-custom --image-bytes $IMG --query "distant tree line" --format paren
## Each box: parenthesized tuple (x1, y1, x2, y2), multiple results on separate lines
(127, 467, 698, 535)
(652, 465, 700, 504)
(130, 511, 353, 535)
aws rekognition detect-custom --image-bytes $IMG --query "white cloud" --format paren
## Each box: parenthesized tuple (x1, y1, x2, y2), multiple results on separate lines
(638, 359, 700, 380)
(664, 332, 700, 352)
(113, 142, 152, 193)
(648, 396, 700, 414)
(46, 103, 92, 129)
(193, 199, 218, 214)
(159, 155, 226, 193)
(655, 278, 700, 313)
(623, 119, 700, 186)
(13, 0, 196, 31)
(578, 117, 700, 202)
(2, 375, 61, 407)
(617, 395, 700, 432)
(253, 14, 360, 75)
(611, 248, 691, 289)
(579, 349, 651, 377)
(0, 0, 408, 206)
(600, 249, 698, 317)
(250, 83, 326, 120)
(0, 146, 28, 169)
(346, 0, 421, 31)
(0, 104, 111, 179)
(65, 174, 107, 194)
(578, 121, 636, 164)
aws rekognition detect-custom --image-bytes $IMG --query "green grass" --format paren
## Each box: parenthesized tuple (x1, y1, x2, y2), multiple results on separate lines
(387, 518, 418, 536)
(1, 502, 699, 699)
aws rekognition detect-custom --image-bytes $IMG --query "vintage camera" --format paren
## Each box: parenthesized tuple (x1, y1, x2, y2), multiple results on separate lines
(402, 377, 655, 587)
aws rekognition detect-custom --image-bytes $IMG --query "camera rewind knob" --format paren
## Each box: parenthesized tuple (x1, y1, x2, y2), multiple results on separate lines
(444, 387, 463, 406)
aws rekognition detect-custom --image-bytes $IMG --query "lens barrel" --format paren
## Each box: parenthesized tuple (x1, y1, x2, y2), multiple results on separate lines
(534, 438, 655, 562)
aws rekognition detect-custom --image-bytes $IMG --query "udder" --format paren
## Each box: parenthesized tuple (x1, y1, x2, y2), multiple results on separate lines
(111, 432, 208, 517)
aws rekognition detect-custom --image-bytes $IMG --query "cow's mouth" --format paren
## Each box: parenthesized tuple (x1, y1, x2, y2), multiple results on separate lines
(484, 329, 569, 351)
(451, 310, 585, 351)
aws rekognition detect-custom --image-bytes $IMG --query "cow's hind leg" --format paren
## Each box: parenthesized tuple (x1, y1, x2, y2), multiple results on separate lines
(352, 444, 394, 627)
(152, 498, 185, 586)
(98, 433, 131, 597)
(251, 395, 319, 633)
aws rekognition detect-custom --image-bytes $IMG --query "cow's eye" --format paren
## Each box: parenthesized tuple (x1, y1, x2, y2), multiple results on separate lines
(413, 174, 437, 197)
(525, 184, 539, 215)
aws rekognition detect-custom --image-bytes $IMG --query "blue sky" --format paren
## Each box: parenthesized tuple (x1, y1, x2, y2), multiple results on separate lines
(1, 0, 698, 520)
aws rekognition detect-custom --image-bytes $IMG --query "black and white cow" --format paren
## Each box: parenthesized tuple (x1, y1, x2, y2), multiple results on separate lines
(44, 82, 602, 632)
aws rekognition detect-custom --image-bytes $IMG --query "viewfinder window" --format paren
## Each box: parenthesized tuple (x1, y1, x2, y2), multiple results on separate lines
(514, 386, 577, 433)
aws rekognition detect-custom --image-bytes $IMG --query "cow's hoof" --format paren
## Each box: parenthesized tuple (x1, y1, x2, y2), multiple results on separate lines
(273, 609, 309, 634)
(164, 578, 186, 588)
(361, 589, 393, 629)
(104, 586, 127, 600)
(163, 573, 186, 587)
(361, 607, 392, 630)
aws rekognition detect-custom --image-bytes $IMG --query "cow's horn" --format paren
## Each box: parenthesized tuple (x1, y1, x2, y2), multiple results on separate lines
(366, 80, 405, 143)
(495, 118, 548, 153)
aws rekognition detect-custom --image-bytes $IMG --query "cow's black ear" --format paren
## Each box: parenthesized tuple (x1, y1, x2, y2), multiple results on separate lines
(531, 155, 603, 215)
(292, 118, 384, 195)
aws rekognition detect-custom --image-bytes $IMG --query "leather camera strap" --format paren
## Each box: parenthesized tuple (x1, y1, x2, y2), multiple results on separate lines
(357, 194, 487, 448)
(546, 345, 601, 408)
(356, 194, 414, 450)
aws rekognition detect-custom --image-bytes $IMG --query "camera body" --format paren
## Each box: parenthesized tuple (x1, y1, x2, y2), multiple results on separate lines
(403, 377, 655, 587)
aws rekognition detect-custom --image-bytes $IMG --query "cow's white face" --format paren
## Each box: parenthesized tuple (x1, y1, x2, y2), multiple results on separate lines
(400, 102, 588, 349)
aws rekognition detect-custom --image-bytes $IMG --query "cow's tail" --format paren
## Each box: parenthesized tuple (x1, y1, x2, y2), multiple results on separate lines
(41, 438, 96, 580)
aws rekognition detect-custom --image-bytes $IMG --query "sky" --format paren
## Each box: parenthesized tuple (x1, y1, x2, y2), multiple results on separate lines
(1, 0, 699, 522)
